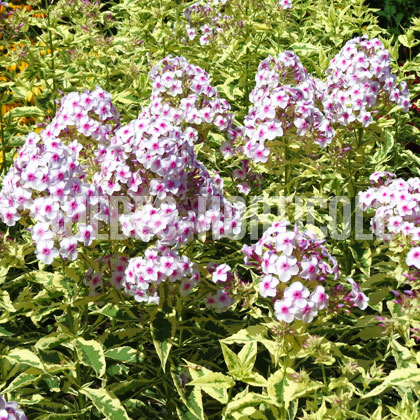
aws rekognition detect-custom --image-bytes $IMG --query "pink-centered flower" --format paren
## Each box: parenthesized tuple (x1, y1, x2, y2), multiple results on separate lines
(284, 281, 310, 308)
(274, 298, 296, 323)
(276, 255, 299, 282)
(406, 247, 420, 269)
(212, 263, 231, 283)
(259, 274, 279, 298)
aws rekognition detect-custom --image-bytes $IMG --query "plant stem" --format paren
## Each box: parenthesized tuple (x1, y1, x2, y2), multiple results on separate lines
(178, 311, 184, 353)
(284, 138, 290, 196)
(279, 353, 289, 418)
(321, 364, 327, 390)
(0, 99, 6, 174)
(44, 0, 57, 112)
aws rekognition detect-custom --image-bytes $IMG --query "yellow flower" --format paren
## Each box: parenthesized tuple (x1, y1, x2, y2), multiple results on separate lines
(2, 103, 21, 116)
(19, 61, 29, 72)
(25, 91, 33, 103)
(32, 86, 42, 96)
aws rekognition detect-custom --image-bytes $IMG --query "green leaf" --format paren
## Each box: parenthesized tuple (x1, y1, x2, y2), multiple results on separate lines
(0, 266, 10, 286)
(75, 338, 106, 378)
(150, 309, 176, 371)
(3, 106, 45, 119)
(225, 392, 276, 415)
(222, 325, 267, 344)
(316, 400, 327, 420)
(1, 372, 39, 393)
(105, 346, 138, 363)
(188, 371, 235, 389)
(6, 348, 44, 371)
(267, 369, 284, 406)
(240, 372, 268, 387)
(79, 387, 130, 420)
(398, 31, 419, 48)
(362, 368, 420, 398)
(238, 342, 257, 371)
(0, 326, 14, 336)
(220, 341, 264, 385)
(35, 333, 71, 351)
(283, 377, 321, 408)
(176, 406, 201, 420)
(186, 387, 205, 420)
(220, 342, 241, 373)
(186, 362, 230, 404)
(0, 290, 16, 313)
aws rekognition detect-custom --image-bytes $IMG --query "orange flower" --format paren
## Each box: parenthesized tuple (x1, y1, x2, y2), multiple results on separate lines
(5, 64, 17, 72)
(9, 3, 31, 11)
(19, 61, 28, 72)
(1, 102, 22, 115)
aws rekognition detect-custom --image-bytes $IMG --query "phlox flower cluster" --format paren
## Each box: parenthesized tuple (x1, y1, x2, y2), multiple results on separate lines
(311, 278, 369, 314)
(94, 60, 243, 247)
(123, 245, 199, 305)
(84, 254, 129, 295)
(0, 88, 119, 264)
(232, 36, 409, 165)
(95, 112, 242, 245)
(378, 267, 420, 342)
(183, 0, 292, 47)
(320, 35, 410, 127)
(242, 220, 341, 323)
(1, 56, 243, 274)
(204, 262, 235, 312)
(229, 158, 263, 196)
(0, 56, 245, 308)
(345, 277, 369, 310)
(0, 395, 27, 420)
(278, 0, 293, 8)
(240, 51, 334, 163)
(148, 55, 241, 143)
(184, 0, 234, 46)
(359, 171, 420, 244)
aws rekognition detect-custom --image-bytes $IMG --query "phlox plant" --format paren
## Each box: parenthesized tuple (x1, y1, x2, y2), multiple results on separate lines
(0, 0, 420, 419)
(0, 394, 27, 420)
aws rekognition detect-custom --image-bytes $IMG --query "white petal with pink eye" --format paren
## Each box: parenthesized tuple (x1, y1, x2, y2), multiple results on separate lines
(276, 255, 299, 282)
(59, 237, 78, 261)
(274, 298, 296, 323)
(0, 204, 21, 226)
(180, 279, 194, 296)
(406, 247, 420, 269)
(300, 257, 319, 281)
(36, 239, 59, 264)
(310, 285, 329, 310)
(259, 275, 279, 298)
(76, 224, 95, 246)
(284, 281, 310, 308)
(32, 222, 54, 242)
(262, 251, 278, 274)
(275, 231, 295, 256)
(411, 228, 420, 242)
(295, 301, 317, 323)
(212, 263, 231, 283)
